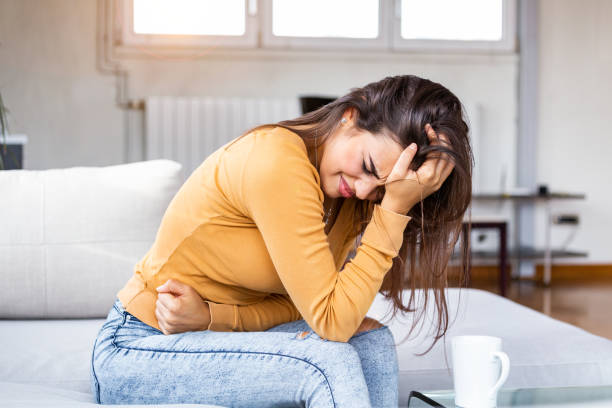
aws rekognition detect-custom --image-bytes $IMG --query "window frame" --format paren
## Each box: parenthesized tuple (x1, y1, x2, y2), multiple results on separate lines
(119, 0, 258, 49)
(115, 0, 517, 54)
(391, 0, 517, 53)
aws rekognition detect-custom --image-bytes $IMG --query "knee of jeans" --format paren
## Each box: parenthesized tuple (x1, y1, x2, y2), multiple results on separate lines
(309, 338, 362, 367)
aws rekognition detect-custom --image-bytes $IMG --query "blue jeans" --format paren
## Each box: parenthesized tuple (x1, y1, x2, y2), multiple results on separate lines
(90, 298, 399, 407)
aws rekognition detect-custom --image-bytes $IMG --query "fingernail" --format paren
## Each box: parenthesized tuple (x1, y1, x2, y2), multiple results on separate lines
(409, 143, 417, 150)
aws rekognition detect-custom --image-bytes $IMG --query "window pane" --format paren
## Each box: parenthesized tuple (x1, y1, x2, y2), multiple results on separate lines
(401, 0, 503, 41)
(272, 0, 378, 39)
(133, 0, 245, 36)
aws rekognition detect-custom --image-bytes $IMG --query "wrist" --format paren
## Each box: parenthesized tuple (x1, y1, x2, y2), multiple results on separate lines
(380, 197, 412, 215)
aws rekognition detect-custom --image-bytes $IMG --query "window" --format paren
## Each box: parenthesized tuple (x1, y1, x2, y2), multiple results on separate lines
(393, 0, 516, 51)
(272, 0, 378, 39)
(261, 0, 389, 50)
(120, 0, 257, 48)
(116, 0, 516, 53)
(401, 0, 502, 41)
(133, 0, 246, 36)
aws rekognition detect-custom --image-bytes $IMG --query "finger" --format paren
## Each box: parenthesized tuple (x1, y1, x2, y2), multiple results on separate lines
(154, 305, 169, 335)
(414, 155, 438, 184)
(386, 143, 418, 182)
(430, 154, 455, 190)
(436, 132, 450, 147)
(435, 150, 451, 176)
(439, 159, 455, 185)
(156, 293, 176, 314)
(425, 123, 448, 144)
(156, 280, 170, 293)
(156, 297, 176, 333)
(436, 147, 454, 173)
(156, 278, 186, 296)
(434, 133, 453, 174)
(424, 128, 449, 178)
(425, 124, 442, 167)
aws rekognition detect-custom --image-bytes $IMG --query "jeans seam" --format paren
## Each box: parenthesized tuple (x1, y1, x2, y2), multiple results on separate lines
(113, 300, 124, 314)
(109, 333, 336, 407)
(111, 308, 128, 349)
(90, 335, 101, 403)
(92, 303, 127, 404)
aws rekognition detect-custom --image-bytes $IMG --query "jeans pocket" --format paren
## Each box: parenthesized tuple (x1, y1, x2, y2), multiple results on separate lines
(114, 312, 163, 343)
(124, 313, 162, 332)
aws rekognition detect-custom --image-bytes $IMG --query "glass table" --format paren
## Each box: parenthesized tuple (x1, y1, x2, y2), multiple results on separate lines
(406, 385, 612, 407)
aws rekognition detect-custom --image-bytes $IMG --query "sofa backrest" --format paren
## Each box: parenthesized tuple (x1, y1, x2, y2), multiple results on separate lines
(0, 160, 184, 318)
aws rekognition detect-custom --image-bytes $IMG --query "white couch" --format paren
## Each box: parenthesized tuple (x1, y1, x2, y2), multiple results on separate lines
(1, 160, 611, 407)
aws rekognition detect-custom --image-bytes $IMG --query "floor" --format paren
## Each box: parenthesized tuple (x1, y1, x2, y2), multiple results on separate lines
(468, 277, 612, 341)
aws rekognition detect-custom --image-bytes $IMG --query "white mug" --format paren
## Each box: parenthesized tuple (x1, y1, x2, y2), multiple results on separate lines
(451, 335, 510, 408)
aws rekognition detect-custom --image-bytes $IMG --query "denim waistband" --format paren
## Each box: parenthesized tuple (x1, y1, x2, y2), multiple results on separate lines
(112, 298, 126, 314)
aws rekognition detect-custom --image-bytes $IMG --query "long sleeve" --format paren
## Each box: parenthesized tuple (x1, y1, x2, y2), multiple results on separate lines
(239, 131, 412, 342)
(205, 294, 302, 332)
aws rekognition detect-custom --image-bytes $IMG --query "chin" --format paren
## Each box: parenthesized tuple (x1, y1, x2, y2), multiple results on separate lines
(319, 178, 334, 198)
(322, 186, 338, 198)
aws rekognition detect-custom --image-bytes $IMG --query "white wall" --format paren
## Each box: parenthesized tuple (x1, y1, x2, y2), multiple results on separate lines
(0, 0, 124, 168)
(536, 0, 612, 263)
(0, 0, 519, 250)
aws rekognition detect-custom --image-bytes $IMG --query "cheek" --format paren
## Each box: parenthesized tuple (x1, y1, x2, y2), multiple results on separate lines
(334, 149, 361, 176)
(321, 146, 361, 182)
(344, 159, 363, 177)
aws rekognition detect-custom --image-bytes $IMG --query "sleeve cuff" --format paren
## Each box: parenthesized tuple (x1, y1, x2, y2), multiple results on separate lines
(360, 204, 412, 257)
(205, 301, 237, 331)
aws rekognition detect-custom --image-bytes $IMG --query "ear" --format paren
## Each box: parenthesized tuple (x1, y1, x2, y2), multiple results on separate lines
(343, 107, 357, 122)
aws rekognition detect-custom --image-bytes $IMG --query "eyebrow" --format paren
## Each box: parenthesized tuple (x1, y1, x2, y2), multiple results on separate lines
(369, 154, 382, 180)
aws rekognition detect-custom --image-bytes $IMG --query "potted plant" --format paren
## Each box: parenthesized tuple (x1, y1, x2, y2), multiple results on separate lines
(0, 91, 16, 170)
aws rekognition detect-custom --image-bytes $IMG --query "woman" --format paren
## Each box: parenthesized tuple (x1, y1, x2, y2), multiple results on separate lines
(90, 75, 472, 407)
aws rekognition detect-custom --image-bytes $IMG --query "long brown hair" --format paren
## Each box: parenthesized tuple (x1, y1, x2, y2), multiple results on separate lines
(240, 75, 472, 353)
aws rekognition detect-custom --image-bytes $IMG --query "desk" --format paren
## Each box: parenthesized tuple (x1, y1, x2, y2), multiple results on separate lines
(462, 220, 508, 297)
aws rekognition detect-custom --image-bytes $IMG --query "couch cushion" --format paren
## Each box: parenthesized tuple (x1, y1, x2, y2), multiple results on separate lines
(0, 381, 226, 407)
(1, 289, 611, 407)
(0, 160, 183, 318)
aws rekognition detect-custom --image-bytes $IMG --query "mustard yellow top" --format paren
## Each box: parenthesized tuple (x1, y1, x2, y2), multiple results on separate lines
(117, 125, 412, 342)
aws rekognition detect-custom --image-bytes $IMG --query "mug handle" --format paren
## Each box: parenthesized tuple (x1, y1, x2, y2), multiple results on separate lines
(488, 351, 510, 399)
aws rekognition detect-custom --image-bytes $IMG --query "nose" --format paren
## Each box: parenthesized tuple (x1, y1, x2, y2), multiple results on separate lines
(354, 177, 381, 201)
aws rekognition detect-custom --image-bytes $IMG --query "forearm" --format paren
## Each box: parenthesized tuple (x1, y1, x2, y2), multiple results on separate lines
(206, 294, 302, 332)
(381, 195, 412, 216)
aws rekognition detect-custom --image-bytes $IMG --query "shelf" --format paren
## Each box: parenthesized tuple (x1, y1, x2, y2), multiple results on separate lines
(1, 134, 28, 145)
(473, 192, 585, 200)
(451, 247, 588, 260)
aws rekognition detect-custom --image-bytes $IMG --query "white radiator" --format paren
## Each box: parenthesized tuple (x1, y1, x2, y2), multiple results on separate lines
(145, 97, 301, 179)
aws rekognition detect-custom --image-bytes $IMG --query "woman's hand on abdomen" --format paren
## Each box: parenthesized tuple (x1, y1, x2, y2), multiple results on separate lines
(155, 279, 211, 335)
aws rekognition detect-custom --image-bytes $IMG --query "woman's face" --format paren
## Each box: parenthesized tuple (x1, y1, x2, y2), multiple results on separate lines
(318, 113, 404, 202)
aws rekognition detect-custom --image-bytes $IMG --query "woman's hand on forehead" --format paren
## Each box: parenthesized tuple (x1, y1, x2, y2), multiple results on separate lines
(380, 123, 454, 214)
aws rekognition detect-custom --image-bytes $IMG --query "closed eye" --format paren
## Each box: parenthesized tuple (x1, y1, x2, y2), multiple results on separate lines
(362, 160, 374, 176)
(363, 160, 385, 201)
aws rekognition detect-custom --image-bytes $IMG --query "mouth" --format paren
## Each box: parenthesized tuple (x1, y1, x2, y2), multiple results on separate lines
(339, 175, 355, 198)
